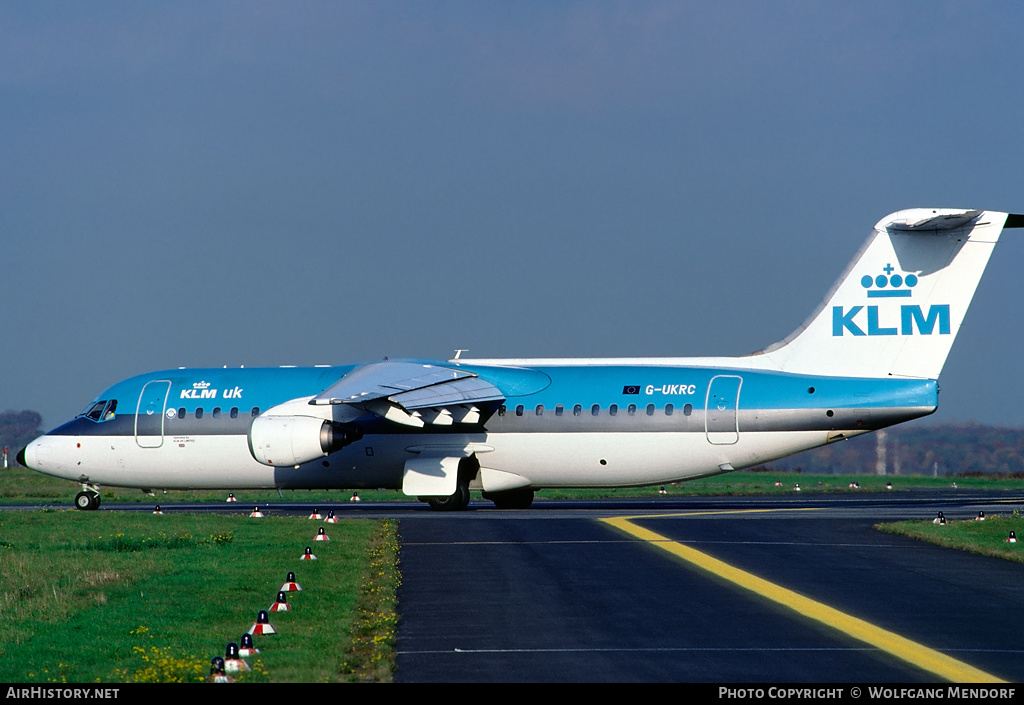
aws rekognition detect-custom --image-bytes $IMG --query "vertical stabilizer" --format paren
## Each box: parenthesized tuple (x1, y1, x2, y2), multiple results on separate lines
(760, 209, 1014, 379)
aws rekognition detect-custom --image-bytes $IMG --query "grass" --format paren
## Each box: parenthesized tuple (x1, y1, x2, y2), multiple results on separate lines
(540, 471, 1024, 497)
(0, 511, 398, 683)
(876, 513, 1024, 564)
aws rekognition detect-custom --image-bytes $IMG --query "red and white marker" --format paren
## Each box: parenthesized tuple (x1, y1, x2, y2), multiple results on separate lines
(326, 510, 339, 524)
(224, 642, 251, 672)
(226, 493, 237, 503)
(301, 546, 317, 560)
(270, 591, 290, 612)
(1007, 531, 1018, 543)
(238, 633, 259, 657)
(153, 505, 163, 514)
(280, 571, 302, 592)
(315, 527, 330, 541)
(350, 492, 361, 502)
(309, 508, 322, 520)
(250, 506, 264, 518)
(976, 512, 986, 521)
(250, 610, 277, 635)
(209, 656, 232, 683)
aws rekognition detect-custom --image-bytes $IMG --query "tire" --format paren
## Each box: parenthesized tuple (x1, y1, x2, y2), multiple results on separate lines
(74, 491, 99, 511)
(426, 484, 470, 511)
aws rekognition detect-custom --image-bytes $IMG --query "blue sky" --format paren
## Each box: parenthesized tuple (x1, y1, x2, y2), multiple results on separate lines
(3, 1, 1024, 430)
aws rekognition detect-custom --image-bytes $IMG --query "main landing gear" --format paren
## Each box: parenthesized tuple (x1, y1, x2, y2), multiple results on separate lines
(425, 483, 471, 511)
(421, 456, 474, 511)
(415, 458, 536, 511)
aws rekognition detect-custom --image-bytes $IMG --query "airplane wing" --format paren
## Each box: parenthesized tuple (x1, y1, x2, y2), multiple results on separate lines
(310, 360, 505, 427)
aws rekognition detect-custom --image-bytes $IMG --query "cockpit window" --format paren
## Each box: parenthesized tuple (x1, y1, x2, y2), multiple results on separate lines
(83, 401, 106, 421)
(81, 399, 117, 422)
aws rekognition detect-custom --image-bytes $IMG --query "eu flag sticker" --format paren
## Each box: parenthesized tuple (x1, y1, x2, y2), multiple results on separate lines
(622, 386, 641, 395)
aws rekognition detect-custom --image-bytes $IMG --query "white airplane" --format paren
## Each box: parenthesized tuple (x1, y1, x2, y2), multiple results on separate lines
(20, 208, 1022, 510)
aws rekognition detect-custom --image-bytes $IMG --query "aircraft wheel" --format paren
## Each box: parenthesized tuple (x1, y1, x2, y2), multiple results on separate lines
(426, 484, 470, 511)
(74, 491, 100, 511)
(483, 488, 535, 509)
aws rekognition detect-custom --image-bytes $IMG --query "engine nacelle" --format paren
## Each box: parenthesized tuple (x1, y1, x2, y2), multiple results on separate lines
(249, 415, 362, 467)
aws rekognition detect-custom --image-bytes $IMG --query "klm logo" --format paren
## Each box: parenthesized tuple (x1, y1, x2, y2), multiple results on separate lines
(832, 264, 950, 337)
(179, 381, 244, 399)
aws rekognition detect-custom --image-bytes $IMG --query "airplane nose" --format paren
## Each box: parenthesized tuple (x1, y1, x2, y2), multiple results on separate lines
(16, 446, 26, 467)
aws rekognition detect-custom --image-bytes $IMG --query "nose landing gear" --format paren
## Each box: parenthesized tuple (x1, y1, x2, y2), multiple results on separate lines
(74, 484, 102, 511)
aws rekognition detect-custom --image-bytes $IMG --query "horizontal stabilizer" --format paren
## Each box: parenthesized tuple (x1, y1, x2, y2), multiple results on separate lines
(885, 209, 982, 231)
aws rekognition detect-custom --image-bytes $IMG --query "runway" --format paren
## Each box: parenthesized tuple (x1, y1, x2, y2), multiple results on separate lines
(393, 491, 1024, 682)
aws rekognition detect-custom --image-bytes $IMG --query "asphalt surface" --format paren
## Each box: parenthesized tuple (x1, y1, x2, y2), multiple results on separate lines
(392, 491, 1024, 683)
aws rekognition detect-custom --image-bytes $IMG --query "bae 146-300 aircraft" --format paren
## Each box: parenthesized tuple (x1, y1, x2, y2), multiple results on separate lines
(19, 208, 1023, 510)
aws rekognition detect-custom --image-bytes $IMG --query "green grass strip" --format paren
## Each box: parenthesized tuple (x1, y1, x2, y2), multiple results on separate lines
(876, 514, 1024, 564)
(0, 511, 399, 682)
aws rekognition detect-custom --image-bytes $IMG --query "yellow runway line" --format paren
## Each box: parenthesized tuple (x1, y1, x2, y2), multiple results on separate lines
(602, 516, 1005, 683)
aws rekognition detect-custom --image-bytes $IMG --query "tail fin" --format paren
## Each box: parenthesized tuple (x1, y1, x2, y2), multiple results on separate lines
(759, 209, 1020, 379)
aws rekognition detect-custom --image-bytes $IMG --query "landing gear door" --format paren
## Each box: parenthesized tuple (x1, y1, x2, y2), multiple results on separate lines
(706, 375, 742, 445)
(136, 380, 171, 448)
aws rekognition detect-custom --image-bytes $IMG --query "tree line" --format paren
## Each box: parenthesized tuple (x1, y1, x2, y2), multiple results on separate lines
(0, 410, 43, 465)
(766, 422, 1024, 476)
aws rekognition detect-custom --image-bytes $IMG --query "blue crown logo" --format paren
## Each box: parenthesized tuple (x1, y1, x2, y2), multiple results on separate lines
(860, 264, 917, 298)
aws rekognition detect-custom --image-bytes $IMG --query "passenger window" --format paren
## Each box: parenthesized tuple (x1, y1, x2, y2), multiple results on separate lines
(195, 408, 203, 419)
(212, 407, 221, 419)
(646, 404, 655, 416)
(591, 404, 600, 416)
(535, 405, 543, 416)
(665, 404, 674, 416)
(230, 407, 239, 419)
(251, 407, 260, 417)
(627, 404, 637, 416)
(515, 405, 524, 417)
(555, 404, 564, 416)
(178, 407, 186, 419)
(609, 404, 618, 416)
(573, 404, 582, 416)
(683, 403, 693, 416)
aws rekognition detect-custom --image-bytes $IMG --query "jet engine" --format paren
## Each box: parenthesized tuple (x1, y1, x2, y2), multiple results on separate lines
(248, 415, 362, 467)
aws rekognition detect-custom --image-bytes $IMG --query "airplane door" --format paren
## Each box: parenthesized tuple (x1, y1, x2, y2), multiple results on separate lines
(706, 375, 742, 445)
(136, 380, 171, 448)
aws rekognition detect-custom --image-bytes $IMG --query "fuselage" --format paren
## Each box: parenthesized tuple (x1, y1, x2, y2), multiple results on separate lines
(21, 359, 937, 492)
